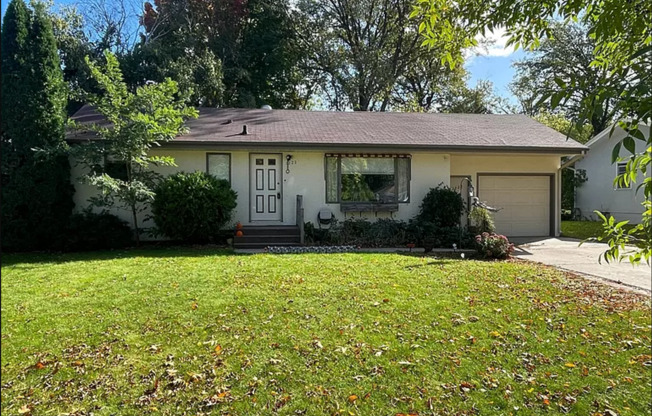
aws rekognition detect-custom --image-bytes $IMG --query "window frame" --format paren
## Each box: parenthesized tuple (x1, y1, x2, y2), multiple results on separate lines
(206, 152, 232, 183)
(324, 154, 411, 204)
(615, 161, 630, 189)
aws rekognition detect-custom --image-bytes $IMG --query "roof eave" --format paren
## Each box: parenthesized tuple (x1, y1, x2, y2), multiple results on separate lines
(159, 140, 588, 154)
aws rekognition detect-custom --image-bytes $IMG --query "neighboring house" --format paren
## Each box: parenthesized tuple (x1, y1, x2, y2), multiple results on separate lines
(68, 106, 587, 241)
(574, 125, 650, 224)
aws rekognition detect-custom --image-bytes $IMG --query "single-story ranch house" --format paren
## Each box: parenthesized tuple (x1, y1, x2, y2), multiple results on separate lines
(68, 106, 587, 243)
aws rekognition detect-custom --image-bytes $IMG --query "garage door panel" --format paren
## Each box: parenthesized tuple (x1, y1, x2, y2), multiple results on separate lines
(479, 175, 550, 237)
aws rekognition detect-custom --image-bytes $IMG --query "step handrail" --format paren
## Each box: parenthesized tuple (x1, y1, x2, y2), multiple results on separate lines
(296, 195, 305, 245)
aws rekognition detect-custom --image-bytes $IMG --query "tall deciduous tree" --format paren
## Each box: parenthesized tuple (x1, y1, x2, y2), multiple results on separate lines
(74, 51, 198, 244)
(413, 0, 652, 263)
(296, 0, 476, 112)
(510, 23, 620, 133)
(123, 0, 303, 108)
(1, 0, 74, 251)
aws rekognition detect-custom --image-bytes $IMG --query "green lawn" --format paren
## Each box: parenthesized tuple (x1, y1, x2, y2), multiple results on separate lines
(561, 221, 605, 240)
(2, 250, 650, 415)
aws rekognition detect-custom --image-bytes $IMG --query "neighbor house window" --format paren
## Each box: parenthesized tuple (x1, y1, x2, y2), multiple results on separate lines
(616, 162, 630, 189)
(325, 154, 410, 203)
(207, 153, 231, 182)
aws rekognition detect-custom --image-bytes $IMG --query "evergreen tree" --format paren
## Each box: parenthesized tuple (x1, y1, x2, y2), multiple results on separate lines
(1, 0, 74, 251)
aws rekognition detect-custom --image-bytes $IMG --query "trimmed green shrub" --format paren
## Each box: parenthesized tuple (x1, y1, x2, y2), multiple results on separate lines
(475, 232, 514, 259)
(304, 218, 473, 249)
(152, 171, 237, 243)
(64, 211, 132, 251)
(417, 185, 465, 227)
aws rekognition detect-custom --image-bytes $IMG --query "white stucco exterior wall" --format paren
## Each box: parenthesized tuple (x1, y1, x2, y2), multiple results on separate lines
(575, 126, 649, 223)
(71, 148, 451, 236)
(71, 148, 567, 238)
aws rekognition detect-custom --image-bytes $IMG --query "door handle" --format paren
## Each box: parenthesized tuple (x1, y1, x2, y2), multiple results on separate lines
(277, 192, 281, 199)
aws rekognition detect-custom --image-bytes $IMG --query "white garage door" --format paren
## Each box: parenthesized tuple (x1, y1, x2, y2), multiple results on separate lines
(479, 175, 551, 237)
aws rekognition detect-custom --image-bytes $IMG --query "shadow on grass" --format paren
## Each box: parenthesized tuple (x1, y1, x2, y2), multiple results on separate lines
(2, 246, 477, 268)
(0, 245, 242, 267)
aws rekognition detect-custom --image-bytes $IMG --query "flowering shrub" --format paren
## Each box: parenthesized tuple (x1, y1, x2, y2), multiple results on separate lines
(475, 232, 515, 259)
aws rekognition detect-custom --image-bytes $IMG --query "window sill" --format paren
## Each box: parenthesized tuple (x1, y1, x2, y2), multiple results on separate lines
(340, 202, 399, 212)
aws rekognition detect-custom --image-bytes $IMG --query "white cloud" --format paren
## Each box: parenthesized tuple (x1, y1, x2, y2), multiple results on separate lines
(466, 27, 517, 59)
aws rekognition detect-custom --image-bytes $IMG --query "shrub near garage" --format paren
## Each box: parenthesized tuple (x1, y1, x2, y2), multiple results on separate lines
(476, 232, 515, 259)
(152, 171, 237, 243)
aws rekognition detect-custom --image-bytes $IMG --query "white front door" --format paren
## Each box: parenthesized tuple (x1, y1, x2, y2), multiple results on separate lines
(250, 154, 283, 221)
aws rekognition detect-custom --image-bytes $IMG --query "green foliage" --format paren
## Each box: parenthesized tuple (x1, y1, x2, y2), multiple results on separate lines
(417, 184, 464, 227)
(305, 218, 412, 247)
(413, 0, 652, 263)
(593, 208, 652, 264)
(534, 110, 593, 144)
(299, 0, 477, 111)
(1, 0, 74, 251)
(129, 0, 303, 108)
(468, 206, 495, 234)
(64, 211, 132, 251)
(511, 23, 620, 133)
(121, 41, 224, 107)
(152, 172, 237, 243)
(475, 232, 515, 260)
(561, 168, 587, 214)
(72, 51, 198, 244)
(304, 218, 473, 249)
(439, 80, 500, 114)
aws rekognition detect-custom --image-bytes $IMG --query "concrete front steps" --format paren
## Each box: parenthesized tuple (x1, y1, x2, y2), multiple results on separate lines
(233, 225, 301, 249)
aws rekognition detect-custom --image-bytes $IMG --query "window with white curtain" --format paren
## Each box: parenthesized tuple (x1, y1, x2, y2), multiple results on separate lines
(207, 153, 231, 182)
(325, 155, 410, 203)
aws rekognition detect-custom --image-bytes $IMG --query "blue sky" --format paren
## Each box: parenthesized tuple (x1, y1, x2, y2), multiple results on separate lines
(2, 1, 522, 104)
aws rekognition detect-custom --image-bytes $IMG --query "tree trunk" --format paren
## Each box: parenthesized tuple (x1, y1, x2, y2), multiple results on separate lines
(131, 204, 140, 246)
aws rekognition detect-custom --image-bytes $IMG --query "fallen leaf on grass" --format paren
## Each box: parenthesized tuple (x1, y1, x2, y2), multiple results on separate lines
(348, 394, 358, 403)
(214, 344, 223, 355)
(459, 381, 475, 393)
(564, 362, 576, 368)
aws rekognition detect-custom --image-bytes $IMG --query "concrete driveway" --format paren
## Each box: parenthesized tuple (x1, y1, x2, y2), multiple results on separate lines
(512, 237, 651, 293)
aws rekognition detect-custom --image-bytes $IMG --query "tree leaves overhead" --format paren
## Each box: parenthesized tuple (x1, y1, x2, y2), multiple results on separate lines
(126, 0, 305, 108)
(414, 0, 652, 263)
(510, 23, 621, 134)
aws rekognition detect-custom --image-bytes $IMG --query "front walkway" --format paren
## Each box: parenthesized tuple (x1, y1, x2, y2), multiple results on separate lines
(513, 237, 651, 293)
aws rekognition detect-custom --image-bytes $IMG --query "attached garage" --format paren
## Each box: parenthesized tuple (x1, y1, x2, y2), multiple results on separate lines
(478, 174, 553, 237)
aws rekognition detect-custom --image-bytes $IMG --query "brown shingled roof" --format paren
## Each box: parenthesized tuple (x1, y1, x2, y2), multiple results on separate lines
(68, 105, 587, 154)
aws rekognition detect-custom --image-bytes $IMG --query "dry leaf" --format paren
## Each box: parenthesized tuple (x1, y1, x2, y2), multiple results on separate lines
(564, 362, 576, 368)
(214, 344, 223, 355)
(348, 394, 358, 403)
